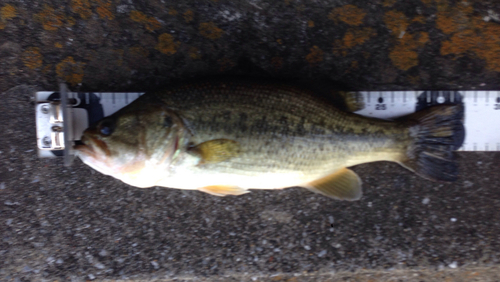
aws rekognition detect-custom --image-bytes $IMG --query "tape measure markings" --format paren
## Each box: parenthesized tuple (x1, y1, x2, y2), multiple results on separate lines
(35, 90, 500, 154)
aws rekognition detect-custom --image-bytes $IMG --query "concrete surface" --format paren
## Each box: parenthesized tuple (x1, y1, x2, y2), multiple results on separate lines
(2, 0, 500, 92)
(1, 0, 500, 281)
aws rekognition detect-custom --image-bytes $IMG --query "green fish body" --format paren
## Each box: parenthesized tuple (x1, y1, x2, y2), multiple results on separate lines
(75, 78, 464, 200)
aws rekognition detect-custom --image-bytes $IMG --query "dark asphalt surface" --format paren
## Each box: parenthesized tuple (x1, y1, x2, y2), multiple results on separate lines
(2, 86, 500, 281)
(1, 0, 500, 281)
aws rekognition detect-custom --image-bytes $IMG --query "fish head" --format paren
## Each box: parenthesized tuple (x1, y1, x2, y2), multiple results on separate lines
(74, 104, 186, 187)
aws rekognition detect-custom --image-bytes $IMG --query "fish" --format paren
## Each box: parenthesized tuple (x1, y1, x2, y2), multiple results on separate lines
(74, 78, 465, 200)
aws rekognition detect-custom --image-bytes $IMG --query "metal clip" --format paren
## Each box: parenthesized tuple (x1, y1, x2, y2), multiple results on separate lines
(49, 101, 63, 123)
(36, 102, 65, 151)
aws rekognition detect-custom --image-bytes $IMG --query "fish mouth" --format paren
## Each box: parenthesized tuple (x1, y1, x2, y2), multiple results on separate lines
(74, 136, 96, 158)
(73, 135, 110, 159)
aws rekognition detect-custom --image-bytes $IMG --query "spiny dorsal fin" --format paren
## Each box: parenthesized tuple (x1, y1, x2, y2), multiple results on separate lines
(336, 92, 365, 112)
(303, 168, 362, 201)
(198, 185, 249, 196)
(189, 139, 241, 164)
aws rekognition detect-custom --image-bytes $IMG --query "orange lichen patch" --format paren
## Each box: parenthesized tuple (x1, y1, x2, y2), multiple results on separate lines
(56, 57, 85, 86)
(0, 4, 16, 29)
(1, 4, 16, 20)
(22, 47, 43, 70)
(114, 49, 124, 66)
(183, 10, 194, 23)
(144, 17, 161, 31)
(67, 16, 76, 26)
(350, 60, 358, 69)
(276, 39, 283, 44)
(436, 4, 500, 71)
(169, 8, 178, 16)
(130, 10, 146, 22)
(333, 27, 376, 56)
(407, 74, 420, 85)
(342, 27, 375, 49)
(442, 25, 500, 71)
(436, 4, 473, 35)
(421, 0, 449, 10)
(34, 5, 64, 31)
(307, 20, 314, 27)
(199, 22, 224, 39)
(42, 64, 52, 74)
(435, 12, 455, 34)
(70, 0, 92, 19)
(93, 0, 114, 20)
(384, 10, 432, 70)
(218, 58, 235, 71)
(389, 32, 428, 70)
(130, 10, 161, 32)
(271, 57, 283, 69)
(129, 46, 149, 58)
(305, 46, 324, 64)
(155, 33, 179, 55)
(413, 15, 426, 24)
(54, 42, 63, 48)
(188, 47, 201, 59)
(328, 5, 366, 26)
(383, 0, 397, 7)
(416, 31, 429, 45)
(383, 10, 409, 35)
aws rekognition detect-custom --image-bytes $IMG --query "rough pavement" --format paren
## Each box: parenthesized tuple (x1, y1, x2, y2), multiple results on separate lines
(1, 0, 500, 281)
(2, 0, 500, 92)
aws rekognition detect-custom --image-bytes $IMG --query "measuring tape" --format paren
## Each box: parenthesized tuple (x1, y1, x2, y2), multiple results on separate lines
(355, 91, 500, 151)
(34, 88, 500, 162)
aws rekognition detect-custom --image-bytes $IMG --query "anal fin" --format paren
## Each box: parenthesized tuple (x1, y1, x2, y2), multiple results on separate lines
(303, 168, 362, 201)
(198, 185, 249, 197)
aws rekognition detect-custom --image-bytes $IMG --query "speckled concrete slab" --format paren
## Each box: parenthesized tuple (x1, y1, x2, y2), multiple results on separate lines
(2, 0, 500, 92)
(1, 86, 500, 280)
(100, 266, 500, 281)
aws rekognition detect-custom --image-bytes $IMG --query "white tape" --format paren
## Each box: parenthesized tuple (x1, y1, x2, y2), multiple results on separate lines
(36, 90, 500, 154)
(355, 91, 500, 151)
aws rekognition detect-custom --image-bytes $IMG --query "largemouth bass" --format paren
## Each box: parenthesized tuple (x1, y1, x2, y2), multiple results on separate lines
(74, 79, 464, 200)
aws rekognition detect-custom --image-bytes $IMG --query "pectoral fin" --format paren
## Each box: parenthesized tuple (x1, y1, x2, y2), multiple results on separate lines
(303, 168, 362, 201)
(198, 185, 249, 196)
(189, 139, 241, 164)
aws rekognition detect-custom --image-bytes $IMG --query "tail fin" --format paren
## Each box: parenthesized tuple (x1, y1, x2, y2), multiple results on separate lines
(398, 104, 465, 182)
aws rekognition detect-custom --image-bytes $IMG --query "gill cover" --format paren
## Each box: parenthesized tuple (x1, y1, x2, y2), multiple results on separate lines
(75, 102, 187, 187)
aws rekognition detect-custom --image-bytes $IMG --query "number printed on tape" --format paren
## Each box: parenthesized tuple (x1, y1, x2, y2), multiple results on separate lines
(355, 91, 500, 151)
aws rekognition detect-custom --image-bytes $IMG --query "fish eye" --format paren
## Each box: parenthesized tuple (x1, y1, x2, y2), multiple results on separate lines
(98, 119, 115, 136)
(163, 116, 173, 128)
